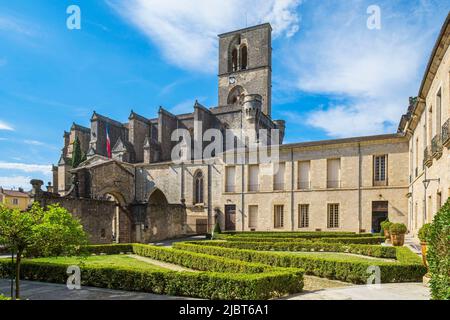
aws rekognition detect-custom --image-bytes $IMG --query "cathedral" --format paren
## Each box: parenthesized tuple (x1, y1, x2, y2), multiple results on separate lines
(40, 20, 449, 244)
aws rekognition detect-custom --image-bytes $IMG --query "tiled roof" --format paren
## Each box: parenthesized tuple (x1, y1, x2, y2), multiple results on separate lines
(0, 188, 29, 197)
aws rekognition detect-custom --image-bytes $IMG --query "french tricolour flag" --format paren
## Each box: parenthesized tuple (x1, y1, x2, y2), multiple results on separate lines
(106, 124, 112, 159)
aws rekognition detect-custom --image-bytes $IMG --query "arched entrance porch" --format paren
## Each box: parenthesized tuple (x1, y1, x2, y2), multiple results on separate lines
(103, 190, 132, 243)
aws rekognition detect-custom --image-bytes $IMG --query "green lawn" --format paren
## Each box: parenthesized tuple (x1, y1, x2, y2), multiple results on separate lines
(29, 255, 170, 271)
(270, 251, 398, 263)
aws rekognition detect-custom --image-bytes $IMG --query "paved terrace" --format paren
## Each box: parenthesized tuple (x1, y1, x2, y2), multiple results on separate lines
(0, 279, 194, 300)
(0, 279, 430, 300)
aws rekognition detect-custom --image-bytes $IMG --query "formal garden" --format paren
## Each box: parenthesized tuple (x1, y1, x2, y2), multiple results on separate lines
(0, 200, 449, 300)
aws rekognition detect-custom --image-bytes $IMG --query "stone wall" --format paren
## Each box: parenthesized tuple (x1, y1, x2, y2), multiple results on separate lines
(408, 31, 450, 236)
(35, 195, 117, 244)
(140, 204, 187, 242)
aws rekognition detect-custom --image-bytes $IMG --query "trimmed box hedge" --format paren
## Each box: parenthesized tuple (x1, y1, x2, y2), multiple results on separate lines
(132, 243, 269, 274)
(219, 232, 373, 239)
(185, 240, 397, 259)
(173, 243, 426, 284)
(215, 235, 384, 244)
(0, 259, 303, 300)
(85, 244, 134, 255)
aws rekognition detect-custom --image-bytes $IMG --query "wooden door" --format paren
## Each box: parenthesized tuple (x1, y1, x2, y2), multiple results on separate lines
(225, 205, 236, 231)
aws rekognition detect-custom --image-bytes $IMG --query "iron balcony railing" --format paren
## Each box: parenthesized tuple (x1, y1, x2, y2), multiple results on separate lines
(423, 146, 432, 167)
(327, 180, 341, 189)
(431, 134, 443, 159)
(442, 118, 450, 147)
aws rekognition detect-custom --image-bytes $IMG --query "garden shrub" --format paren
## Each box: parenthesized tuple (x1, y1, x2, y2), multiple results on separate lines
(221, 231, 369, 238)
(132, 244, 269, 274)
(389, 223, 407, 235)
(418, 223, 432, 243)
(84, 244, 134, 255)
(213, 223, 222, 234)
(0, 294, 11, 300)
(426, 199, 450, 300)
(380, 220, 392, 233)
(174, 243, 426, 284)
(214, 235, 384, 244)
(0, 259, 303, 300)
(184, 240, 397, 258)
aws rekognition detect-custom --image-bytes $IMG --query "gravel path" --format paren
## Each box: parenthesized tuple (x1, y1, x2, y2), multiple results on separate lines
(303, 275, 352, 292)
(285, 282, 430, 300)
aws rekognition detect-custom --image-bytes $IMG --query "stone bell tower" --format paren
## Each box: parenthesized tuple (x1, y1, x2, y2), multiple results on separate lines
(218, 23, 272, 117)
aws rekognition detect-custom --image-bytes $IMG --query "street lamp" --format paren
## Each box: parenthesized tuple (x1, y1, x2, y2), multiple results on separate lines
(422, 178, 440, 189)
(422, 178, 440, 224)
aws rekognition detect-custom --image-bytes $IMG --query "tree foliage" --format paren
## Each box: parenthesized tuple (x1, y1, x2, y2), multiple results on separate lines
(0, 203, 87, 299)
(427, 199, 450, 300)
(71, 136, 82, 168)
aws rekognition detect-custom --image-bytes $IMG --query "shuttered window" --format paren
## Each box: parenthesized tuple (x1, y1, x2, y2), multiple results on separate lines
(274, 163, 285, 191)
(327, 159, 340, 188)
(374, 155, 387, 185)
(225, 166, 236, 192)
(274, 205, 284, 228)
(248, 165, 259, 192)
(248, 205, 258, 229)
(298, 204, 309, 228)
(298, 161, 311, 189)
(327, 204, 339, 228)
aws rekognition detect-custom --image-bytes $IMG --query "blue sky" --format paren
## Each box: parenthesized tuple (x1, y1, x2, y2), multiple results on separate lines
(0, 0, 449, 190)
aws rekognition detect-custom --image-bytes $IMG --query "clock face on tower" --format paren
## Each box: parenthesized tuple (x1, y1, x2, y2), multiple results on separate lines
(229, 76, 236, 85)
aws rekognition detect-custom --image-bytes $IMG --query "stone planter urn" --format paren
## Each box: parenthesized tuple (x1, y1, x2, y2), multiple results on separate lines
(384, 229, 391, 242)
(391, 233, 405, 246)
(421, 242, 428, 268)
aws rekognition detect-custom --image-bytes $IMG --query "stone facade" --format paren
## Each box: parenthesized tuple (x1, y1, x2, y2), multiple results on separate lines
(398, 13, 450, 237)
(47, 20, 449, 244)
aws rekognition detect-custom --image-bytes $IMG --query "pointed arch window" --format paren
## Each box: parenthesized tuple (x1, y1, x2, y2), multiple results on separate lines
(194, 171, 204, 204)
(227, 85, 245, 105)
(231, 48, 238, 72)
(240, 45, 248, 70)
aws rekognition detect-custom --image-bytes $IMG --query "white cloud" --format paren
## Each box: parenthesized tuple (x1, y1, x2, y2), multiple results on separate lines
(0, 175, 32, 190)
(0, 120, 14, 131)
(23, 140, 45, 146)
(0, 162, 52, 175)
(107, 0, 301, 72)
(281, 1, 447, 138)
(0, 15, 36, 37)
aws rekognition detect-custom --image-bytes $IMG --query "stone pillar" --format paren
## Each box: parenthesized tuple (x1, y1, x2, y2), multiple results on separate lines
(30, 179, 44, 197)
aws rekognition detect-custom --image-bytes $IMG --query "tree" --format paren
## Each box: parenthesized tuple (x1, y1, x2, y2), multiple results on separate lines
(0, 205, 35, 299)
(71, 136, 82, 168)
(81, 151, 87, 163)
(427, 199, 450, 300)
(0, 203, 87, 299)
